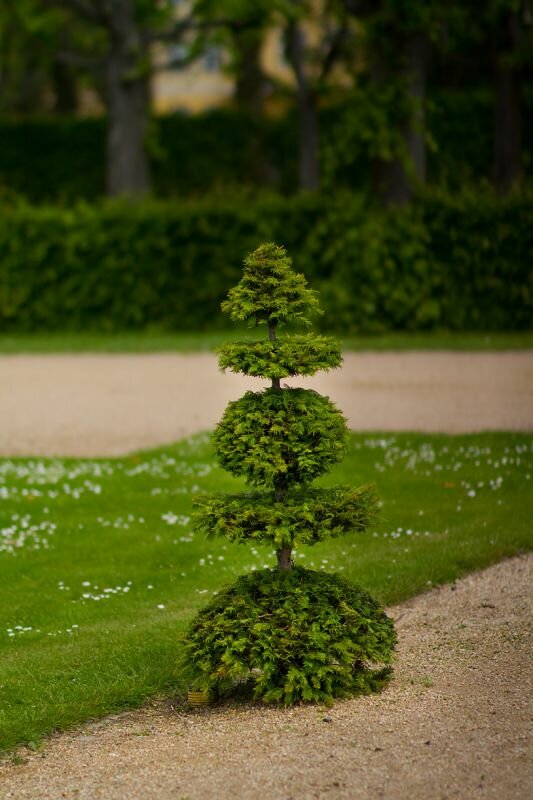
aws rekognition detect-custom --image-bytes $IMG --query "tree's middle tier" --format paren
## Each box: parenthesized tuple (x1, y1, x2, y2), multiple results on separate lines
(216, 335, 341, 379)
(213, 387, 348, 488)
(193, 485, 378, 549)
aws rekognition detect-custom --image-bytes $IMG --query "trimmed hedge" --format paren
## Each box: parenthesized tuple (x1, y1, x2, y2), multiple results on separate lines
(0, 111, 296, 202)
(0, 192, 531, 333)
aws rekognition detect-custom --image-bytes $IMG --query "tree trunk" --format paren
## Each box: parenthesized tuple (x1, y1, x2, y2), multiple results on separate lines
(104, 1, 151, 197)
(286, 21, 320, 191)
(372, 32, 428, 207)
(234, 31, 266, 117)
(52, 60, 78, 114)
(233, 27, 278, 186)
(298, 85, 320, 191)
(277, 547, 292, 571)
(493, 11, 522, 194)
(405, 32, 427, 185)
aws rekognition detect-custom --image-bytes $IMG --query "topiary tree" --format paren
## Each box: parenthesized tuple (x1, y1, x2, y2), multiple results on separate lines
(180, 243, 396, 705)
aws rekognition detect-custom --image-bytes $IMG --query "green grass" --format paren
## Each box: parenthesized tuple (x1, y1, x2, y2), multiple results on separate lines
(1, 431, 532, 752)
(1, 331, 532, 353)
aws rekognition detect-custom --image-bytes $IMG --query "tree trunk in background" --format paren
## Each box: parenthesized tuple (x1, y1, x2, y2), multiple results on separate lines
(297, 83, 320, 191)
(493, 10, 522, 193)
(233, 27, 279, 186)
(405, 32, 428, 185)
(373, 32, 428, 207)
(52, 60, 78, 113)
(286, 21, 320, 191)
(105, 0, 151, 197)
(234, 31, 266, 117)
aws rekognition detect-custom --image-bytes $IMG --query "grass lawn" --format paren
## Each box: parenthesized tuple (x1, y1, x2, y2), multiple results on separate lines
(1, 431, 532, 752)
(1, 331, 533, 354)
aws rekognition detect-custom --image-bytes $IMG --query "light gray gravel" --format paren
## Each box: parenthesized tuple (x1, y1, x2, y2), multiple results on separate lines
(1, 554, 531, 800)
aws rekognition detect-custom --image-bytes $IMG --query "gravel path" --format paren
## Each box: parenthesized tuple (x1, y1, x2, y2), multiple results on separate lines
(1, 351, 532, 456)
(1, 555, 531, 800)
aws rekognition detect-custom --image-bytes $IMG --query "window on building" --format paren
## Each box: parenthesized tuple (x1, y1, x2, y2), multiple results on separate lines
(167, 43, 189, 69)
(204, 45, 221, 72)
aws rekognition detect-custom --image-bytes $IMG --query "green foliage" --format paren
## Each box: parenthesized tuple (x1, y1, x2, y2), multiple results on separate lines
(217, 334, 341, 378)
(1, 191, 530, 334)
(3, 89, 528, 201)
(221, 243, 321, 328)
(193, 485, 378, 548)
(0, 195, 318, 333)
(213, 388, 348, 490)
(179, 567, 396, 705)
(0, 431, 532, 749)
(305, 190, 533, 333)
(0, 119, 106, 201)
(174, 242, 394, 705)
(179, 242, 393, 707)
(0, 112, 288, 201)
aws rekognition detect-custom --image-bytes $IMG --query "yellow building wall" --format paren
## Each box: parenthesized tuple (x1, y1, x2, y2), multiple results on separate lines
(151, 27, 293, 114)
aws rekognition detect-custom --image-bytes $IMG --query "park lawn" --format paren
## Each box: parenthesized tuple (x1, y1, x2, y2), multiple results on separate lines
(1, 331, 533, 353)
(0, 431, 532, 752)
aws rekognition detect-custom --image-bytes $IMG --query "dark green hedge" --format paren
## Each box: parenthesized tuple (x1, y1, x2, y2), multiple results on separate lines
(0, 192, 531, 333)
(2, 89, 530, 203)
(0, 111, 296, 203)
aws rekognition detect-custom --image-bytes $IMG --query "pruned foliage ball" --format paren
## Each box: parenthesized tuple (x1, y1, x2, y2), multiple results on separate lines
(217, 335, 342, 379)
(193, 485, 378, 548)
(213, 388, 348, 488)
(180, 567, 396, 705)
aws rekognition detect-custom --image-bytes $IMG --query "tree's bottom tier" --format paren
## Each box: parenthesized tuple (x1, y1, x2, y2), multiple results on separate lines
(192, 485, 378, 548)
(179, 567, 396, 705)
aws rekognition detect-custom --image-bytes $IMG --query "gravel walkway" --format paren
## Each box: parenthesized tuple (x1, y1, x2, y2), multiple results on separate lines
(1, 555, 531, 800)
(1, 351, 532, 456)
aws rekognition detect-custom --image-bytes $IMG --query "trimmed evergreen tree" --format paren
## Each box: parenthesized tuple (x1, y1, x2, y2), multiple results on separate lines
(180, 243, 396, 705)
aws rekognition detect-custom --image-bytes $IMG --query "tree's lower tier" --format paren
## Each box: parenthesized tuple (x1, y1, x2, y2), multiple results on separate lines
(180, 566, 396, 705)
(192, 484, 378, 548)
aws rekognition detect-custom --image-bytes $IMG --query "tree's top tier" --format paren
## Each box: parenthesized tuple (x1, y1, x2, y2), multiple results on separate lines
(221, 243, 321, 328)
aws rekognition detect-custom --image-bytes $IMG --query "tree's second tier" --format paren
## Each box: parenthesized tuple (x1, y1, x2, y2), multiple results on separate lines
(192, 485, 378, 549)
(217, 335, 342, 379)
(214, 388, 347, 489)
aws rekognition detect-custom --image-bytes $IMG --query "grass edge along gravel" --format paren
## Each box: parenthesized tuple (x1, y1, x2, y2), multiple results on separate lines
(1, 331, 533, 354)
(0, 430, 531, 753)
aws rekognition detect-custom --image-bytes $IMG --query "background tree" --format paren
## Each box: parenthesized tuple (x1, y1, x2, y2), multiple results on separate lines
(5, 0, 212, 197)
(338, 0, 445, 205)
(489, 0, 531, 193)
(194, 0, 353, 191)
(180, 243, 396, 704)
(0, 0, 91, 114)
(44, 0, 169, 197)
(192, 0, 278, 183)
(193, 0, 273, 118)
(282, 0, 353, 191)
